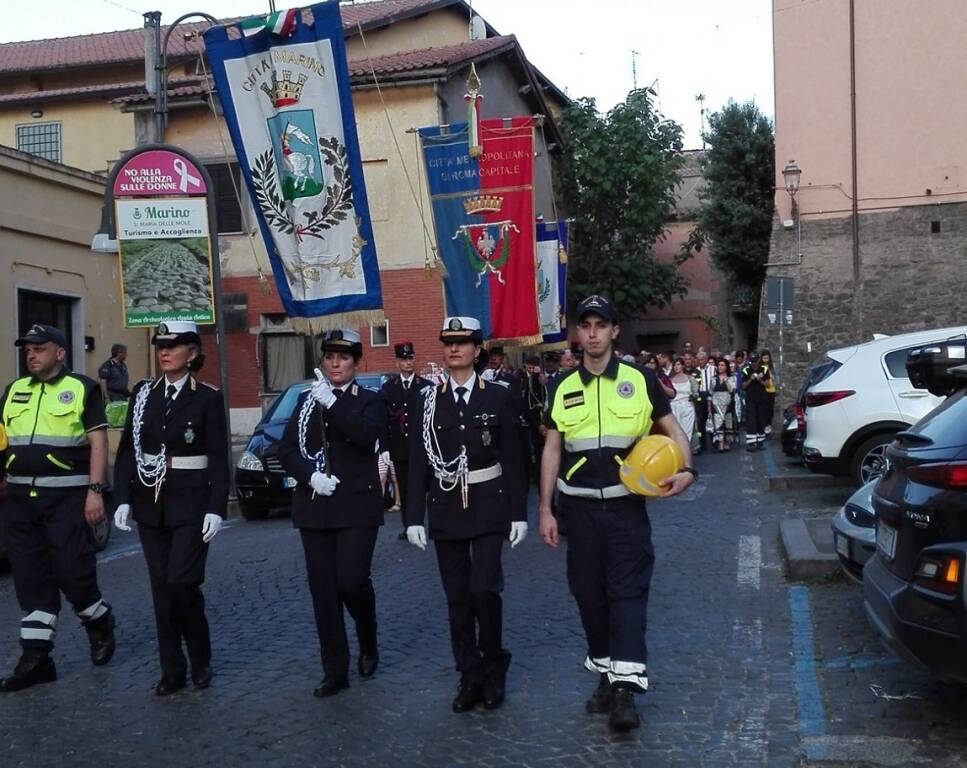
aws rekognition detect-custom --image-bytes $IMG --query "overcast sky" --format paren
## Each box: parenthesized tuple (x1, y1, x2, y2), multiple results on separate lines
(0, 0, 774, 149)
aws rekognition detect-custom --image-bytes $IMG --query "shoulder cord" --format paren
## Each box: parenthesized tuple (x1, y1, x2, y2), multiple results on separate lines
(131, 382, 166, 501)
(297, 395, 326, 474)
(421, 386, 468, 507)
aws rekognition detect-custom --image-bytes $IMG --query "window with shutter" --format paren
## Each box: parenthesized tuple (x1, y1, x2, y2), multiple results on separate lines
(204, 162, 243, 234)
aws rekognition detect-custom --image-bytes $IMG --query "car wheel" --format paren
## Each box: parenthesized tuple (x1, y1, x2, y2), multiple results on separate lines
(851, 433, 896, 487)
(239, 500, 270, 521)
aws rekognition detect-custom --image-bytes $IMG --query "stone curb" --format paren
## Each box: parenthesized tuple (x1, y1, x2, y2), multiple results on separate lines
(780, 517, 840, 581)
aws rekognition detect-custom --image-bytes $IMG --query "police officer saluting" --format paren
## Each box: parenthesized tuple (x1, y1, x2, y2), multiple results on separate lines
(405, 317, 526, 712)
(0, 324, 116, 692)
(278, 329, 387, 698)
(113, 321, 228, 695)
(380, 341, 431, 540)
(539, 295, 695, 732)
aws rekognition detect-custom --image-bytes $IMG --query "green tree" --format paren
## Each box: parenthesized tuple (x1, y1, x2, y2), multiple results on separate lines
(555, 89, 697, 320)
(696, 100, 775, 289)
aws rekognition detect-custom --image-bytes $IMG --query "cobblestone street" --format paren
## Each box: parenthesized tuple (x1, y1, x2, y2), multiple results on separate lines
(1, 445, 966, 767)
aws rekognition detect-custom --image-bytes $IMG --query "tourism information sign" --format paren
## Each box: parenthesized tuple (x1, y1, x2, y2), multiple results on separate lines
(110, 148, 217, 328)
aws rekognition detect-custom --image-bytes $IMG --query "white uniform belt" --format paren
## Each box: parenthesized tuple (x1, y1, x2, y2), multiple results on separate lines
(143, 453, 209, 470)
(7, 474, 89, 487)
(556, 479, 630, 499)
(435, 463, 502, 485)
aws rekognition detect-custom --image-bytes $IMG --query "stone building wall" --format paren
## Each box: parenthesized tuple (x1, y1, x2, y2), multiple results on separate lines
(758, 201, 967, 401)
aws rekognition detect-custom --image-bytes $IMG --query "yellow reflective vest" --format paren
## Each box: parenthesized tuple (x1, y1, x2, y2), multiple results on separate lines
(1, 369, 100, 488)
(546, 356, 659, 500)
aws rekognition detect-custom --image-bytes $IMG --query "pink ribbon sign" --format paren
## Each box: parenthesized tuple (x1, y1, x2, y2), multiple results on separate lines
(113, 149, 208, 197)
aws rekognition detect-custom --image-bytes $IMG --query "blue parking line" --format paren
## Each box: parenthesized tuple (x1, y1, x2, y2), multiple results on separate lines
(762, 442, 780, 476)
(789, 585, 827, 760)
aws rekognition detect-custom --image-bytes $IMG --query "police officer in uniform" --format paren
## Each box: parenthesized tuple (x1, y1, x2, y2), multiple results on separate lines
(405, 317, 526, 712)
(113, 321, 228, 695)
(0, 324, 116, 692)
(539, 296, 695, 732)
(278, 329, 387, 698)
(741, 351, 772, 451)
(380, 341, 432, 540)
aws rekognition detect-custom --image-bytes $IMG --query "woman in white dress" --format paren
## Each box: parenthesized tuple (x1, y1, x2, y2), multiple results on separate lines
(669, 358, 696, 445)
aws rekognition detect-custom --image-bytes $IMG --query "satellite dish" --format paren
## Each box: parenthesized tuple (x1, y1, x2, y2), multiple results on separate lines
(470, 15, 487, 41)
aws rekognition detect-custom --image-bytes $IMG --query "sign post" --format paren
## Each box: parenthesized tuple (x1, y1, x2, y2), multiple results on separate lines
(766, 276, 795, 390)
(94, 144, 232, 474)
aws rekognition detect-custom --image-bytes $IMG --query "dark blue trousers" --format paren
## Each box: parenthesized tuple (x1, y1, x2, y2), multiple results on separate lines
(561, 495, 655, 667)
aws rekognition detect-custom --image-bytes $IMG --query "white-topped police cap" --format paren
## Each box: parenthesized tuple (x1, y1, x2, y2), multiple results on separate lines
(321, 327, 363, 355)
(440, 316, 483, 343)
(151, 320, 202, 347)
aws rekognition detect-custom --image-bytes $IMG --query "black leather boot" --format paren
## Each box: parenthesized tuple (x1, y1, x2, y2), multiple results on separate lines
(608, 684, 641, 732)
(86, 613, 116, 667)
(0, 649, 57, 693)
(585, 673, 612, 714)
(357, 626, 379, 678)
(314, 673, 349, 698)
(452, 677, 482, 713)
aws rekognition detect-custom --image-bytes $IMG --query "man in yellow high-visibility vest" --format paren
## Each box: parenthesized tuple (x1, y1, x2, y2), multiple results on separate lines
(0, 324, 116, 692)
(539, 295, 695, 733)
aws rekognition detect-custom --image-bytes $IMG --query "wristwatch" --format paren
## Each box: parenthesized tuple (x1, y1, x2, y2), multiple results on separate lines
(681, 467, 699, 480)
(88, 482, 105, 495)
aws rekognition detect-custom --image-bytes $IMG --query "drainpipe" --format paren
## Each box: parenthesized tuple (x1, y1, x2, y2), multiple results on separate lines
(849, 0, 861, 285)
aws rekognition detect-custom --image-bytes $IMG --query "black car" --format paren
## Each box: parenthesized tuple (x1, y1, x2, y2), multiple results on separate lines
(781, 360, 840, 459)
(235, 373, 390, 520)
(863, 349, 967, 681)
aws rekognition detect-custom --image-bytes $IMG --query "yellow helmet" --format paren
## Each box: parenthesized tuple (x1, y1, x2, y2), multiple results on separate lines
(619, 434, 685, 497)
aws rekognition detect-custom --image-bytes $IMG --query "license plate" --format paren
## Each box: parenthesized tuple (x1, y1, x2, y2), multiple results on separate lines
(282, 476, 297, 490)
(877, 522, 897, 560)
(835, 533, 850, 559)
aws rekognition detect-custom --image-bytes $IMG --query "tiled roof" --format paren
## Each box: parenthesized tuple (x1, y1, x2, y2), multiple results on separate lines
(0, 76, 204, 106)
(348, 35, 515, 79)
(0, 0, 467, 75)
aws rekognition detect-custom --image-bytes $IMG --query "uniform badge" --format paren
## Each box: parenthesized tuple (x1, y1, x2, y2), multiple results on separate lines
(481, 429, 492, 447)
(563, 391, 585, 409)
(58, 391, 75, 404)
(617, 381, 635, 399)
(11, 392, 31, 403)
(184, 422, 195, 444)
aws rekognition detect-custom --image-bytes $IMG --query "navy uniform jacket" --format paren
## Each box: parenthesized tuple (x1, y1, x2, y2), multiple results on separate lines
(405, 377, 525, 541)
(114, 376, 229, 527)
(278, 382, 387, 530)
(379, 374, 432, 464)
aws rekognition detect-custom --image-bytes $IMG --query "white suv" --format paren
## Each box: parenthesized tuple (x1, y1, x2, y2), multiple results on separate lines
(803, 326, 967, 486)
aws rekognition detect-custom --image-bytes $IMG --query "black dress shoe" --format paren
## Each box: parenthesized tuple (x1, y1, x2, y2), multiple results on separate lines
(608, 685, 641, 732)
(452, 679, 482, 713)
(0, 651, 56, 693)
(357, 651, 379, 678)
(481, 676, 504, 710)
(585, 673, 612, 714)
(154, 676, 187, 696)
(313, 674, 349, 698)
(86, 614, 116, 667)
(192, 665, 213, 689)
(397, 531, 407, 541)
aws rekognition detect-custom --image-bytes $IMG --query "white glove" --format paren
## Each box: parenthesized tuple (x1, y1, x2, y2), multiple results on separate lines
(509, 521, 528, 549)
(114, 504, 132, 532)
(310, 368, 337, 407)
(406, 525, 427, 551)
(310, 472, 340, 496)
(201, 513, 222, 543)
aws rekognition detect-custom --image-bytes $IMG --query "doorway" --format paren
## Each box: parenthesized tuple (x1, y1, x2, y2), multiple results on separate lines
(17, 290, 75, 376)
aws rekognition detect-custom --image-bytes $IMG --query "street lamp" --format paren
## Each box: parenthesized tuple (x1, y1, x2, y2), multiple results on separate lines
(782, 159, 802, 198)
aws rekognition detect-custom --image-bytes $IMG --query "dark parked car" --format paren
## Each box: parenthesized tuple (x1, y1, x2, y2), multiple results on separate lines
(863, 347, 967, 681)
(831, 480, 876, 583)
(781, 360, 840, 460)
(235, 373, 390, 520)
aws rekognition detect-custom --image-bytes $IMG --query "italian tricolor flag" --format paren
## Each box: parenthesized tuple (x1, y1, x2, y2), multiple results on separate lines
(239, 9, 297, 38)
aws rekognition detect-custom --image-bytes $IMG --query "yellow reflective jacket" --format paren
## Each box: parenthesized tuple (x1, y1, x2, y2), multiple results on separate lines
(1, 368, 102, 488)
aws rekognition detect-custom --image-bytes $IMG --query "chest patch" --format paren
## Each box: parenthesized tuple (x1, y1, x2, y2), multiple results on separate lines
(57, 390, 76, 405)
(562, 391, 585, 409)
(617, 381, 635, 399)
(11, 392, 31, 404)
